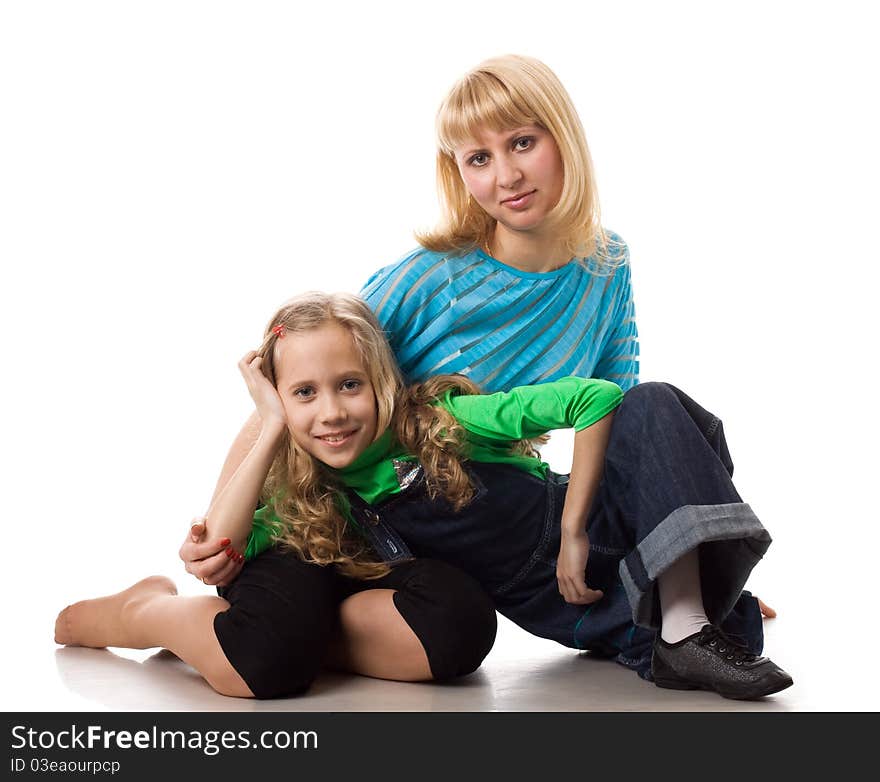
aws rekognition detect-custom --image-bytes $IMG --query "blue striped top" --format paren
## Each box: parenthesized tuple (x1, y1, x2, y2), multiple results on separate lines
(360, 232, 639, 393)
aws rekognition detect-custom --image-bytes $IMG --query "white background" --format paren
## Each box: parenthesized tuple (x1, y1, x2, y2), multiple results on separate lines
(1, 0, 877, 710)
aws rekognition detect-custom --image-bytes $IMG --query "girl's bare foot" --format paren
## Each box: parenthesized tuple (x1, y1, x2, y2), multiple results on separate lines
(55, 576, 177, 649)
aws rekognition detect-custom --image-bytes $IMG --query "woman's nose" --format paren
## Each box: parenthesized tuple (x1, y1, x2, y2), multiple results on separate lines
(496, 155, 523, 190)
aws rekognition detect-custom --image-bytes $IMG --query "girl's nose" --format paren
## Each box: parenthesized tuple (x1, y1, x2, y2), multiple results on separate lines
(319, 396, 348, 423)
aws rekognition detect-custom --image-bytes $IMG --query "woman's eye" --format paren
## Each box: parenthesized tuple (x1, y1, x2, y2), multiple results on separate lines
(468, 153, 489, 167)
(514, 136, 534, 151)
(294, 387, 314, 399)
(341, 379, 361, 391)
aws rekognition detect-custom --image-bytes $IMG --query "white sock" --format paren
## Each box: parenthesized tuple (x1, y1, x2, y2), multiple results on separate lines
(658, 548, 710, 644)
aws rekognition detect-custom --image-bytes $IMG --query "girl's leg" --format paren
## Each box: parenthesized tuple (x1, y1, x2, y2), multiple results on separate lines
(55, 576, 252, 697)
(327, 590, 433, 680)
(330, 559, 497, 682)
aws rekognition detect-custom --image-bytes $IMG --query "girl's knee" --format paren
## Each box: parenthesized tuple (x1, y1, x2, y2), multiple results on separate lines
(203, 658, 256, 699)
(393, 559, 497, 680)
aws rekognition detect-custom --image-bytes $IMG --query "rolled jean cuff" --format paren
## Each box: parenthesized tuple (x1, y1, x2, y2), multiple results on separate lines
(618, 502, 772, 629)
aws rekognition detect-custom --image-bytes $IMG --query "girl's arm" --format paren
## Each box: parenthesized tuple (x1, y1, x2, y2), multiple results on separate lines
(443, 376, 623, 439)
(555, 410, 615, 605)
(210, 410, 262, 507)
(178, 411, 262, 584)
(202, 352, 287, 556)
(442, 376, 622, 604)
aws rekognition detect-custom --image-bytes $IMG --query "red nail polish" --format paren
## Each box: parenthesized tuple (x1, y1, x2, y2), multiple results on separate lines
(219, 538, 231, 547)
(225, 548, 233, 558)
(236, 554, 244, 564)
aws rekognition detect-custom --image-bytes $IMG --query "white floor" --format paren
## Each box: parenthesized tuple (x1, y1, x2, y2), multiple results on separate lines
(6, 423, 879, 713)
(4, 604, 868, 713)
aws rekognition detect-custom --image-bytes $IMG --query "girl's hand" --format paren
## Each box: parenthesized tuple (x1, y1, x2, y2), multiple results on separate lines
(556, 531, 604, 605)
(238, 351, 286, 432)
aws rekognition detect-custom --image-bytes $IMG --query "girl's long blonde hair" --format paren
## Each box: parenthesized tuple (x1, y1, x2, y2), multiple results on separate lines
(256, 292, 531, 579)
(417, 54, 625, 270)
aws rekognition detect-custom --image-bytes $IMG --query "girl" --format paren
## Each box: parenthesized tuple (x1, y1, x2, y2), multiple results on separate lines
(59, 293, 792, 700)
(181, 53, 770, 667)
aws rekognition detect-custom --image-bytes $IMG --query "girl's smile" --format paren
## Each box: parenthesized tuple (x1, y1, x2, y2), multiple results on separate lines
(314, 429, 360, 447)
(271, 323, 378, 469)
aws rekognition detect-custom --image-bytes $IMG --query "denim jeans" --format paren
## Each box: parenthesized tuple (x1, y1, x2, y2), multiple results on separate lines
(349, 382, 770, 680)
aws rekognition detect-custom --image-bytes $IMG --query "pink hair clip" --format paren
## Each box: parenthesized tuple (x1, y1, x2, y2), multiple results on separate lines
(272, 324, 285, 338)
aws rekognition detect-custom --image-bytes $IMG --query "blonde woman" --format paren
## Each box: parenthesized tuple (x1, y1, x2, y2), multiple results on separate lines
(181, 55, 769, 682)
(59, 293, 791, 700)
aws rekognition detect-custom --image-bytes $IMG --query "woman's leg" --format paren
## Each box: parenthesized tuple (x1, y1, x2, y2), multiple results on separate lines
(330, 559, 497, 682)
(602, 382, 771, 632)
(55, 576, 252, 697)
(591, 382, 791, 697)
(657, 549, 709, 643)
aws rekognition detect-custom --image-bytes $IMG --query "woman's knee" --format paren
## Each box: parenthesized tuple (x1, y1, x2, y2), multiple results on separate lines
(392, 559, 497, 680)
(622, 381, 679, 410)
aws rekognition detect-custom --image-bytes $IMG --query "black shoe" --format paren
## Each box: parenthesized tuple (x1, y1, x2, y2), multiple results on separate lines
(652, 624, 793, 700)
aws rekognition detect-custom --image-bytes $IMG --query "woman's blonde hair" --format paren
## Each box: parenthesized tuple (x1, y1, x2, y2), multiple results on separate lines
(256, 292, 533, 579)
(417, 54, 624, 269)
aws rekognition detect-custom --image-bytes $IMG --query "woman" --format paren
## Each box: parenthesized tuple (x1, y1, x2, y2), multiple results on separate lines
(181, 55, 766, 685)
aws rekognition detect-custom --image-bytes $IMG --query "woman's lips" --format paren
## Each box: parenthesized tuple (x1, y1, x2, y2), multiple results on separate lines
(501, 190, 537, 210)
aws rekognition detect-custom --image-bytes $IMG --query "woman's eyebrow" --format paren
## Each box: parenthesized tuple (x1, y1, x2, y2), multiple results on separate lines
(460, 126, 539, 155)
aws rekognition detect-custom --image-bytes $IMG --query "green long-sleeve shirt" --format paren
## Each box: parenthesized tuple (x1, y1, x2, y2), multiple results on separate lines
(247, 377, 623, 559)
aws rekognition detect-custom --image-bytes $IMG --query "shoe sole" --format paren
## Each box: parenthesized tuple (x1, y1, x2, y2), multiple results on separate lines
(654, 672, 794, 700)
(653, 654, 794, 700)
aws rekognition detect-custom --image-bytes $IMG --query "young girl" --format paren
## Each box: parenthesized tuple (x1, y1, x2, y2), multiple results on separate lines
(59, 292, 792, 700)
(182, 53, 771, 662)
(182, 53, 640, 613)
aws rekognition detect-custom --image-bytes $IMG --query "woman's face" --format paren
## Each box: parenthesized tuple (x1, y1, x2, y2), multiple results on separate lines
(272, 323, 378, 469)
(453, 124, 564, 237)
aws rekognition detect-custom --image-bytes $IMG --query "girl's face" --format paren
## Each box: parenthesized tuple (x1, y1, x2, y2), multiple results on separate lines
(453, 124, 564, 237)
(272, 322, 378, 469)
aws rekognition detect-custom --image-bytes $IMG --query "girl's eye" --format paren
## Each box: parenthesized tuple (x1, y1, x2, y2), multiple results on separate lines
(514, 136, 534, 151)
(467, 153, 489, 167)
(341, 379, 362, 392)
(294, 387, 314, 399)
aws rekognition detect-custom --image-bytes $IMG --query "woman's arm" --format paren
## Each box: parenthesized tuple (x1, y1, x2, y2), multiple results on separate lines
(555, 410, 614, 605)
(593, 253, 639, 391)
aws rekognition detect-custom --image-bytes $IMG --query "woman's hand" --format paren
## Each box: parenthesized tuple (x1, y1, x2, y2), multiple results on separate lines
(238, 351, 286, 433)
(179, 518, 244, 587)
(556, 531, 604, 605)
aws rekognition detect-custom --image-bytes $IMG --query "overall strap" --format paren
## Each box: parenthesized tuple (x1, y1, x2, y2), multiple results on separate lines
(343, 489, 414, 564)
